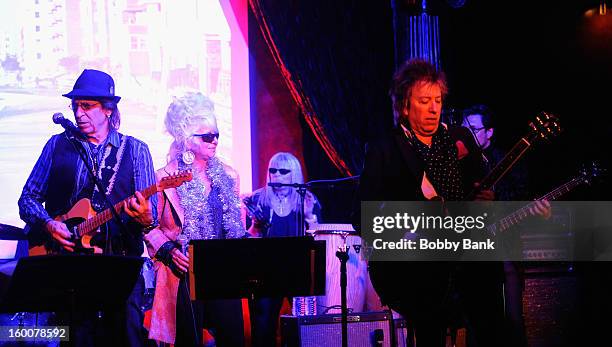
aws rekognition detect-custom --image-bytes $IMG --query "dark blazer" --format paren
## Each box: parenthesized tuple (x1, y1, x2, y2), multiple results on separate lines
(358, 125, 501, 326)
(359, 125, 485, 203)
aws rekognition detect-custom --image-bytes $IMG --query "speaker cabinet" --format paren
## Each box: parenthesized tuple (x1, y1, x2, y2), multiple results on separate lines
(281, 311, 394, 347)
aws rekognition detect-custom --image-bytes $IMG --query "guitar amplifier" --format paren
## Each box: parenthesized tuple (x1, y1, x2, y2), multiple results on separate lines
(520, 211, 574, 261)
(281, 311, 394, 347)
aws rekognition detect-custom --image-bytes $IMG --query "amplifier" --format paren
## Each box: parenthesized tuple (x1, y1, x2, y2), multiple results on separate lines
(281, 311, 394, 347)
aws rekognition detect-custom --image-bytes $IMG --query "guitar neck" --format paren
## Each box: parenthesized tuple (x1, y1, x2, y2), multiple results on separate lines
(76, 183, 158, 237)
(479, 137, 531, 191)
(490, 176, 583, 235)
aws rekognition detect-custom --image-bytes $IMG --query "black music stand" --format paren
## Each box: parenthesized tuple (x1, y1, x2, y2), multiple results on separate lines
(188, 237, 326, 301)
(0, 255, 143, 344)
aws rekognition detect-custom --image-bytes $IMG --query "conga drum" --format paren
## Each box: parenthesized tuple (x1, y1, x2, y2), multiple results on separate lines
(310, 225, 369, 314)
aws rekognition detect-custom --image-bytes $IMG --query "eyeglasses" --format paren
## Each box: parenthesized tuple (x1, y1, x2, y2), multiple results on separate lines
(269, 168, 291, 175)
(468, 126, 486, 133)
(69, 101, 101, 111)
(193, 133, 220, 143)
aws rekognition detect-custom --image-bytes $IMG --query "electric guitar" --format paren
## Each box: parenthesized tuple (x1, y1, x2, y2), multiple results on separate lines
(368, 112, 561, 320)
(486, 162, 603, 237)
(466, 111, 561, 198)
(368, 164, 602, 320)
(47, 171, 193, 254)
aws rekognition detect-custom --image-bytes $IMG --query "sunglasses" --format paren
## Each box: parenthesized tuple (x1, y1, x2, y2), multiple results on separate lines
(193, 133, 220, 143)
(269, 168, 291, 175)
(70, 101, 101, 111)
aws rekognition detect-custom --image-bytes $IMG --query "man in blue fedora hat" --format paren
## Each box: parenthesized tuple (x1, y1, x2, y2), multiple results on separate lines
(19, 69, 159, 346)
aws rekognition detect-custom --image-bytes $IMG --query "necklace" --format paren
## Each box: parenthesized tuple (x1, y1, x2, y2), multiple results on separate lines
(275, 194, 289, 214)
(177, 156, 244, 240)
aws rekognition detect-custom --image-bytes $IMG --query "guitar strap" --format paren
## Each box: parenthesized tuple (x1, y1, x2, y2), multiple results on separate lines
(90, 134, 128, 211)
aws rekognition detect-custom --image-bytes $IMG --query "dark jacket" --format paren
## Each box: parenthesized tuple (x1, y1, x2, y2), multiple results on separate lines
(359, 125, 485, 202)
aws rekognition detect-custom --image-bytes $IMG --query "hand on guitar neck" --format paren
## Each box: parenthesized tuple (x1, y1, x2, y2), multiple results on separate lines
(123, 191, 154, 227)
(486, 162, 605, 236)
(45, 190, 154, 253)
(529, 199, 551, 219)
(43, 171, 193, 254)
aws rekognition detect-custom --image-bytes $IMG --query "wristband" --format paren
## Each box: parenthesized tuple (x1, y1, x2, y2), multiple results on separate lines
(155, 240, 177, 265)
(142, 221, 159, 233)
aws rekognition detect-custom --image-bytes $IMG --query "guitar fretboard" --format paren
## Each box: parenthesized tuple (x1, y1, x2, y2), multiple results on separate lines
(479, 138, 531, 191)
(487, 176, 584, 235)
(76, 184, 158, 237)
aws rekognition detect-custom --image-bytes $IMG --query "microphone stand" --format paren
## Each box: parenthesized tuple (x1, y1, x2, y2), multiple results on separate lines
(267, 182, 309, 237)
(307, 176, 358, 347)
(268, 176, 360, 236)
(304, 175, 360, 188)
(336, 244, 349, 347)
(268, 175, 360, 347)
(64, 131, 129, 255)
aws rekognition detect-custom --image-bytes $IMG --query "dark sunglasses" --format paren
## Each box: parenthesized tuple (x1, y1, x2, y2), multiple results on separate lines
(269, 168, 291, 175)
(193, 133, 220, 143)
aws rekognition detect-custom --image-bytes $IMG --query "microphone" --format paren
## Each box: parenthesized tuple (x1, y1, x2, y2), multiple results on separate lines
(177, 234, 189, 256)
(52, 113, 86, 140)
(267, 182, 286, 188)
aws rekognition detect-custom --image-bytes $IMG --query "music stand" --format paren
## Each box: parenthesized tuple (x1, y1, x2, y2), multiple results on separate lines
(188, 237, 326, 300)
(0, 255, 144, 341)
(0, 254, 143, 312)
(0, 255, 143, 344)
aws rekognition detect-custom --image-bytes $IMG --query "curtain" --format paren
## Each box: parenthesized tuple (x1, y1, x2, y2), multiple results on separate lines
(249, 0, 395, 176)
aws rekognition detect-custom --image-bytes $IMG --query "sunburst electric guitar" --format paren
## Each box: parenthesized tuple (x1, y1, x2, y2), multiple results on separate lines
(47, 171, 193, 254)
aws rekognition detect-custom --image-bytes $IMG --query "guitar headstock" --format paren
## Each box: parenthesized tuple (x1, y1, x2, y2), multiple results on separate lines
(527, 111, 561, 142)
(578, 162, 606, 186)
(158, 170, 193, 190)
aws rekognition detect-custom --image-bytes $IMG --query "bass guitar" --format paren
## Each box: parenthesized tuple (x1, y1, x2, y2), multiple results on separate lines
(486, 162, 603, 237)
(368, 162, 602, 321)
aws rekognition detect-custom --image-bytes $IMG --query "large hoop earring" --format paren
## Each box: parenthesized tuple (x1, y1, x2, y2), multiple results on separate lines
(182, 150, 195, 165)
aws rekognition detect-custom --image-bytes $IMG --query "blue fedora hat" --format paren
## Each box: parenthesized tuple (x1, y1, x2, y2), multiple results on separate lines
(62, 69, 121, 103)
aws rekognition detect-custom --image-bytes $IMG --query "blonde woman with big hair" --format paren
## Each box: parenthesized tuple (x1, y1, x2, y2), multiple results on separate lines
(145, 91, 245, 346)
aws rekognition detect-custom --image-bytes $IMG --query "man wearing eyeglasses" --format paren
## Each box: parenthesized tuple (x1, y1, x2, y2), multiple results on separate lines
(462, 104, 532, 347)
(18, 69, 158, 346)
(462, 104, 522, 197)
(462, 104, 494, 150)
